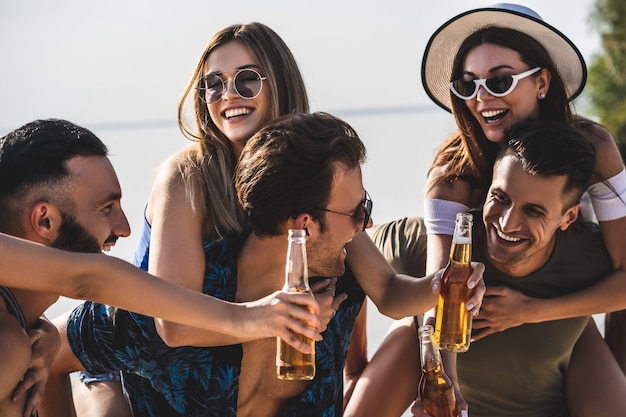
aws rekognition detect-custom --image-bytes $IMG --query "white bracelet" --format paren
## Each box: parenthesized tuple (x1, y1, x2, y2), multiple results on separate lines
(424, 199, 470, 235)
(587, 168, 626, 221)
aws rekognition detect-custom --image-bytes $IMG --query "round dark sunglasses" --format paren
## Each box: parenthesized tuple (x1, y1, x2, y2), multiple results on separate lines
(320, 191, 373, 232)
(197, 68, 267, 104)
(449, 67, 541, 100)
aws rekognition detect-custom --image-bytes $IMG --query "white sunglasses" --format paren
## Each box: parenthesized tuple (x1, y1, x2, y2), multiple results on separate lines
(450, 67, 542, 100)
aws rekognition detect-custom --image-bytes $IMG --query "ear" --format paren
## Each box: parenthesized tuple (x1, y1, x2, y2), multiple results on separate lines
(293, 212, 316, 238)
(538, 68, 552, 96)
(559, 204, 579, 231)
(29, 202, 63, 243)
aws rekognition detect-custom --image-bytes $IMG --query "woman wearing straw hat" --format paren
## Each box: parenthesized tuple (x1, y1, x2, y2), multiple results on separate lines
(345, 3, 626, 416)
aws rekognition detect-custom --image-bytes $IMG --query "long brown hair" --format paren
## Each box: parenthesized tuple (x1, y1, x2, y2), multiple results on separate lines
(430, 26, 573, 190)
(175, 22, 309, 241)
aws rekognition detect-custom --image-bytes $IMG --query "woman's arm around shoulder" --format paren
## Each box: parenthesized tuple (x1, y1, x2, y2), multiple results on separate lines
(578, 119, 626, 269)
(578, 119, 624, 181)
(146, 153, 237, 347)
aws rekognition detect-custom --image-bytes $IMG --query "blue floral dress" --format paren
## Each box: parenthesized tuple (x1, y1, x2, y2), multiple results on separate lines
(67, 231, 365, 416)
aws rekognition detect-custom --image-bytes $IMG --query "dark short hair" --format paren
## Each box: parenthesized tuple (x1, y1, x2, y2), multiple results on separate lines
(499, 119, 595, 210)
(0, 119, 108, 230)
(236, 112, 366, 236)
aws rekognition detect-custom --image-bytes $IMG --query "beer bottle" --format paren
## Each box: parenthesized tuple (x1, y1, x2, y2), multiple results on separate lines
(276, 229, 316, 380)
(418, 325, 456, 417)
(434, 212, 474, 352)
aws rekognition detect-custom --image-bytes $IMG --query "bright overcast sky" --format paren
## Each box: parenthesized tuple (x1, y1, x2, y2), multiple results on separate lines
(1, 0, 599, 130)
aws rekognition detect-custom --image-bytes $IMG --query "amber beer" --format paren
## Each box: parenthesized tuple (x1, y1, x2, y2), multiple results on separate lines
(418, 325, 456, 417)
(277, 229, 316, 380)
(434, 212, 474, 352)
(277, 287, 315, 380)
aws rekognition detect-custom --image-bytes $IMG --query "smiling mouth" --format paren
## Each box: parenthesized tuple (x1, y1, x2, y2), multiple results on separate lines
(496, 228, 521, 242)
(481, 109, 508, 124)
(224, 107, 252, 119)
(102, 243, 115, 252)
(102, 237, 118, 252)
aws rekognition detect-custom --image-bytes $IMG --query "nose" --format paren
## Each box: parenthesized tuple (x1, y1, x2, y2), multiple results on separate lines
(221, 78, 238, 100)
(499, 206, 521, 233)
(113, 207, 131, 238)
(476, 85, 494, 101)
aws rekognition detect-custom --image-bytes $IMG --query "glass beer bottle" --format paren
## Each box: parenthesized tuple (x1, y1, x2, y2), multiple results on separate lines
(434, 212, 474, 352)
(418, 325, 456, 417)
(276, 229, 316, 380)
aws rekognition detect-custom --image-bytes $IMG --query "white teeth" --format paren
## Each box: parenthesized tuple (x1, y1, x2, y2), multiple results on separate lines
(224, 108, 251, 119)
(496, 229, 521, 242)
(481, 109, 506, 118)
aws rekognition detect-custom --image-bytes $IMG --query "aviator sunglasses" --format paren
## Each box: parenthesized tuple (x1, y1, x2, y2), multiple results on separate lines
(449, 67, 542, 100)
(320, 191, 373, 232)
(197, 68, 267, 104)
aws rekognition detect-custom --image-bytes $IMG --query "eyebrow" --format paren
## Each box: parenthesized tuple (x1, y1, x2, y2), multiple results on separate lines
(493, 187, 548, 213)
(524, 202, 548, 213)
(96, 191, 122, 207)
(462, 64, 516, 77)
(350, 194, 367, 215)
(205, 64, 263, 77)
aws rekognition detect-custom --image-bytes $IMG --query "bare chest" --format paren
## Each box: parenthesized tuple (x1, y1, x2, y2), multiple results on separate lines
(233, 270, 312, 416)
(236, 338, 312, 417)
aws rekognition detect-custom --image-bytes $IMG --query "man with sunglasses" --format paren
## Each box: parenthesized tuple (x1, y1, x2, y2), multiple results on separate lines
(43, 112, 484, 417)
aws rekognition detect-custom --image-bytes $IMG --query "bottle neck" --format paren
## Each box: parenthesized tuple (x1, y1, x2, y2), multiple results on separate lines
(422, 360, 446, 378)
(285, 230, 309, 291)
(450, 213, 472, 264)
(449, 241, 471, 265)
(419, 326, 445, 373)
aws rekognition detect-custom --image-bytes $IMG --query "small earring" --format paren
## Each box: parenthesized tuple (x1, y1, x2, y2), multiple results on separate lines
(539, 92, 546, 99)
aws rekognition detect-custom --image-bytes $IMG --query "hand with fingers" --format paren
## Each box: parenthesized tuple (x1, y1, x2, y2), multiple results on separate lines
(471, 285, 532, 342)
(241, 290, 322, 353)
(311, 277, 348, 332)
(411, 390, 469, 417)
(431, 261, 486, 317)
(13, 317, 61, 417)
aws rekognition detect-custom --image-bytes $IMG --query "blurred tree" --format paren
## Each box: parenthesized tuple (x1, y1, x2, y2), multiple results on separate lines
(587, 0, 626, 375)
(586, 0, 626, 156)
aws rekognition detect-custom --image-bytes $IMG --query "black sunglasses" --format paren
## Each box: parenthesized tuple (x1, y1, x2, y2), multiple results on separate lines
(320, 191, 373, 232)
(197, 68, 267, 104)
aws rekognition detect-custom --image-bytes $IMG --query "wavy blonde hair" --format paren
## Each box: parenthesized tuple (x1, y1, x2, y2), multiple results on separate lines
(176, 22, 309, 241)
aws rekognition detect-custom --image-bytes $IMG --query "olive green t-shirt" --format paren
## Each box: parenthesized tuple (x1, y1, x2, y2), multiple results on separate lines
(368, 216, 427, 277)
(458, 216, 612, 417)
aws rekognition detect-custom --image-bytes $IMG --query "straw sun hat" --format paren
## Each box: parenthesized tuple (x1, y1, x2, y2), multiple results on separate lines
(422, 3, 587, 112)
